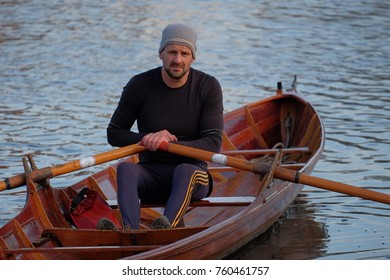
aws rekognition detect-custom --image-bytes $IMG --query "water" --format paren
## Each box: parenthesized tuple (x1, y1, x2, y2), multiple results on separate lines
(0, 0, 389, 260)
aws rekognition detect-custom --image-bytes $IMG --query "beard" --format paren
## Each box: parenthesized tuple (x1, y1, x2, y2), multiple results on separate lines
(164, 63, 189, 80)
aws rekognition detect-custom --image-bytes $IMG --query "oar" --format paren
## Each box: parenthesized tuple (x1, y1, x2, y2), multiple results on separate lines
(158, 142, 390, 205)
(0, 144, 145, 192)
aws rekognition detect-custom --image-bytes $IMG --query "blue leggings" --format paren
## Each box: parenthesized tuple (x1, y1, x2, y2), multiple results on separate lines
(116, 162, 210, 229)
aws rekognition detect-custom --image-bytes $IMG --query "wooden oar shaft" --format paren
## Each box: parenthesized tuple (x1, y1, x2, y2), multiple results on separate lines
(273, 168, 390, 205)
(0, 144, 145, 191)
(159, 142, 268, 173)
(159, 142, 390, 205)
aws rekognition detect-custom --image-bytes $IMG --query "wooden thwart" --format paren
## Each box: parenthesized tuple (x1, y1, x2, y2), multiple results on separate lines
(107, 196, 256, 209)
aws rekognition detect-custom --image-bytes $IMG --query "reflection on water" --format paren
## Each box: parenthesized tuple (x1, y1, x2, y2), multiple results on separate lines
(226, 196, 329, 260)
(1, 0, 389, 259)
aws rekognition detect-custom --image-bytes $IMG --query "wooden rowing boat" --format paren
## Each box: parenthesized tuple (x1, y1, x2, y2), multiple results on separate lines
(0, 81, 325, 260)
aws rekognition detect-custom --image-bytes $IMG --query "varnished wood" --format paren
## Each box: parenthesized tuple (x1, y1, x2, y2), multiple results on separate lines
(0, 86, 327, 260)
(108, 196, 255, 209)
(42, 226, 208, 247)
(0, 144, 145, 191)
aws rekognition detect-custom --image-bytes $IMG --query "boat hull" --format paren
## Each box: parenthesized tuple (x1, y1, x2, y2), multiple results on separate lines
(0, 87, 324, 260)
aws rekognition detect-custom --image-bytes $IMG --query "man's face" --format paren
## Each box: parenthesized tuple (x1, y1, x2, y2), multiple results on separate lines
(159, 44, 194, 80)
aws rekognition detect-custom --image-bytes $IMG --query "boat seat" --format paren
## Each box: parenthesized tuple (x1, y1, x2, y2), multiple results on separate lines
(107, 196, 256, 209)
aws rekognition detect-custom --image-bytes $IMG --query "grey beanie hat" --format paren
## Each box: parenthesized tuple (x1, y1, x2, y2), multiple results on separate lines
(159, 23, 197, 59)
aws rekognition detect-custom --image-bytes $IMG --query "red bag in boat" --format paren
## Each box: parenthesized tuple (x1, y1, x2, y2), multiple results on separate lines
(67, 187, 122, 229)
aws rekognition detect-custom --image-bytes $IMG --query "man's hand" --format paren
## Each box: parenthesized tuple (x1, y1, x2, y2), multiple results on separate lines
(140, 130, 177, 151)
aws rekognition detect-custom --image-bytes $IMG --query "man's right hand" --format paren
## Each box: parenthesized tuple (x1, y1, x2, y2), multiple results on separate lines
(139, 130, 177, 151)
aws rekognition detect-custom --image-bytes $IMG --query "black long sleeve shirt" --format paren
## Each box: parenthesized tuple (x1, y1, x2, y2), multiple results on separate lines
(107, 67, 224, 166)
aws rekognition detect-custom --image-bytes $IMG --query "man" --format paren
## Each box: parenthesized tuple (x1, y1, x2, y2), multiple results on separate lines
(107, 23, 224, 229)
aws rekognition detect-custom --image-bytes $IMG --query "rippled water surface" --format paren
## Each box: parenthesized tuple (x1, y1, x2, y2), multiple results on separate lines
(1, 0, 389, 260)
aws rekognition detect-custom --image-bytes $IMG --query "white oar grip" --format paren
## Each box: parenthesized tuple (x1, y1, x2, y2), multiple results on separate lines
(211, 154, 228, 165)
(79, 157, 96, 168)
